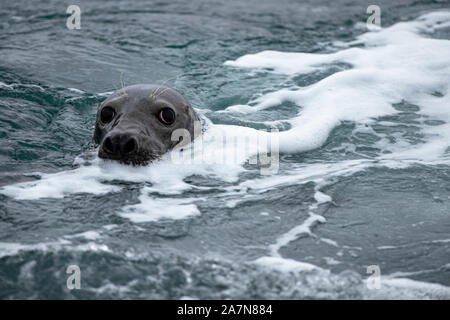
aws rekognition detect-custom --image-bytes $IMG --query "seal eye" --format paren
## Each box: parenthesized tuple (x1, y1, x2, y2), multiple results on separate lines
(158, 108, 176, 125)
(100, 106, 115, 124)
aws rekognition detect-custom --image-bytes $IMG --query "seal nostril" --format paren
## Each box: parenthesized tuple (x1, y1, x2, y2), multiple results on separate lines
(103, 137, 115, 154)
(123, 138, 137, 155)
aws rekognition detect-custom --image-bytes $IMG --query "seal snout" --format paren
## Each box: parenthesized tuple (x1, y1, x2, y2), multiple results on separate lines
(100, 132, 139, 160)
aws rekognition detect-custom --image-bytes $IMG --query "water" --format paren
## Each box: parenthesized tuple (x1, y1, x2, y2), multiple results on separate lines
(1, 0, 450, 299)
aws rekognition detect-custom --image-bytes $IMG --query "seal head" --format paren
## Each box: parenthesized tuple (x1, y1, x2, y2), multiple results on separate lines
(94, 84, 198, 165)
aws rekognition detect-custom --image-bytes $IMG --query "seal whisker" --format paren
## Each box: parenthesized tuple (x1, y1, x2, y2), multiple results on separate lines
(154, 87, 172, 99)
(120, 72, 125, 89)
(150, 74, 182, 100)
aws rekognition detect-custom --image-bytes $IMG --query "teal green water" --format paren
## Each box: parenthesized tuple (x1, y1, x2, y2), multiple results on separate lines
(1, 0, 450, 299)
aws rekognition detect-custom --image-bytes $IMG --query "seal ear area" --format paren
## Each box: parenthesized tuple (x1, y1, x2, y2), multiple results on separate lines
(184, 105, 192, 114)
(184, 104, 200, 121)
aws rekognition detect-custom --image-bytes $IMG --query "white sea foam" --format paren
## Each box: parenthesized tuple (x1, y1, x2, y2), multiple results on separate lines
(321, 238, 339, 247)
(68, 88, 85, 94)
(0, 163, 122, 200)
(366, 277, 450, 300)
(64, 231, 102, 241)
(225, 11, 450, 160)
(269, 212, 326, 257)
(253, 256, 322, 272)
(226, 11, 450, 281)
(119, 188, 201, 223)
(254, 255, 450, 299)
(0, 239, 110, 258)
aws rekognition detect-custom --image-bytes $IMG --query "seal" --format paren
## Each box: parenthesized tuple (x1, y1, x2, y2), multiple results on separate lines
(94, 84, 199, 165)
